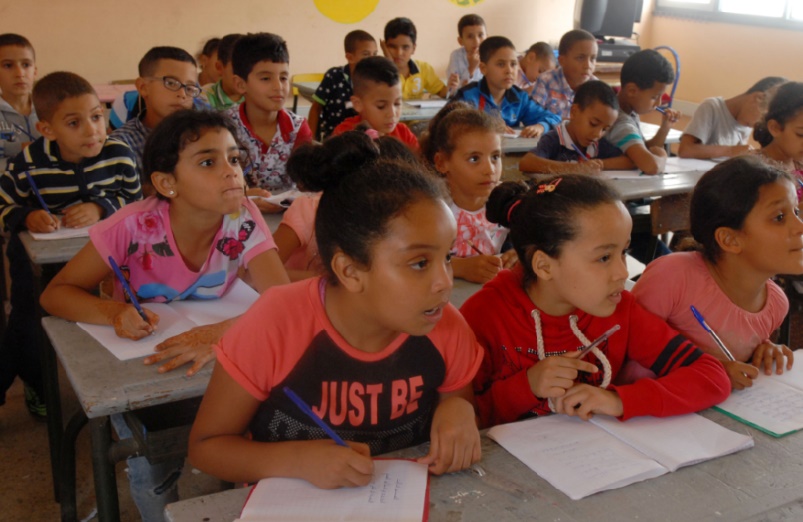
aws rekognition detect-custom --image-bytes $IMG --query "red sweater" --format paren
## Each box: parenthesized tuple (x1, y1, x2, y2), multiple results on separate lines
(332, 115, 419, 153)
(460, 267, 730, 427)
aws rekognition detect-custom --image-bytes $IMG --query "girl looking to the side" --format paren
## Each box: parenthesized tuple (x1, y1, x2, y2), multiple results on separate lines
(634, 155, 801, 389)
(189, 131, 483, 488)
(423, 102, 516, 283)
(460, 175, 730, 428)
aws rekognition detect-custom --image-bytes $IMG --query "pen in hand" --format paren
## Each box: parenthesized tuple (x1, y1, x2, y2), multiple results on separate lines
(284, 386, 348, 447)
(108, 256, 151, 326)
(577, 325, 621, 358)
(690, 305, 736, 361)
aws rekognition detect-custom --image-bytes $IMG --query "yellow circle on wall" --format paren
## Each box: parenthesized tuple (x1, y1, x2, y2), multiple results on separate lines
(314, 0, 379, 24)
(449, 0, 485, 6)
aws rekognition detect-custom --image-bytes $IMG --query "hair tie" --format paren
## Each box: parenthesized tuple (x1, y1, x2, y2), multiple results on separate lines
(364, 128, 380, 140)
(507, 199, 522, 224)
(536, 177, 562, 194)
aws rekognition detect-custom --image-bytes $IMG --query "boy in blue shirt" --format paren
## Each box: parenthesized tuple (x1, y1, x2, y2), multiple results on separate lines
(454, 36, 559, 138)
(519, 80, 632, 174)
(0, 72, 140, 417)
(310, 30, 377, 139)
(0, 34, 40, 171)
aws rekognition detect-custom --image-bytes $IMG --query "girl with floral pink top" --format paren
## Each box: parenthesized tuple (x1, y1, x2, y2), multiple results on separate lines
(423, 103, 517, 283)
(41, 110, 289, 376)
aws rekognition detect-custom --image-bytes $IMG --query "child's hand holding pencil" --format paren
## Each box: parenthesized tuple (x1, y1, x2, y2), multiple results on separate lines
(111, 303, 159, 340)
(25, 209, 61, 233)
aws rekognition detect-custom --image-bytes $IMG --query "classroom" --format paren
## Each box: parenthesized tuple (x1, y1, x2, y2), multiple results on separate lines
(2, 0, 803, 521)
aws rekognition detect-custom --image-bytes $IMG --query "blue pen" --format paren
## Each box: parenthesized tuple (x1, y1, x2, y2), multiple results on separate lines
(655, 107, 667, 114)
(23, 171, 51, 214)
(284, 386, 348, 447)
(690, 306, 736, 361)
(108, 256, 150, 324)
(571, 143, 589, 162)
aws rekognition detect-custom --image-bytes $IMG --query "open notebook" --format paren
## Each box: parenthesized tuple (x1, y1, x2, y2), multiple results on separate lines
(30, 224, 92, 240)
(714, 363, 803, 437)
(77, 279, 259, 360)
(235, 459, 429, 522)
(488, 413, 753, 500)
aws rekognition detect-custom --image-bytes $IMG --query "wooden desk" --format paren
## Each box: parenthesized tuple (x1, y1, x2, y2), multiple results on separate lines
(165, 408, 803, 522)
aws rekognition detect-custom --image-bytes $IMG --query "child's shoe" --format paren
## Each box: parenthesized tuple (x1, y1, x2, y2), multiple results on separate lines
(24, 384, 47, 420)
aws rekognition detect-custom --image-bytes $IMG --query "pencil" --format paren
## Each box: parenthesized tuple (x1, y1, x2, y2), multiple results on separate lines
(23, 171, 51, 214)
(284, 386, 348, 447)
(108, 256, 150, 324)
(466, 240, 484, 256)
(571, 143, 589, 162)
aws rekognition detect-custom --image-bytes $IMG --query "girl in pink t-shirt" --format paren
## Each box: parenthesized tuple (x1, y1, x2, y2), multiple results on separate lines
(189, 131, 483, 488)
(273, 134, 419, 281)
(423, 103, 516, 283)
(633, 155, 803, 390)
(41, 110, 290, 375)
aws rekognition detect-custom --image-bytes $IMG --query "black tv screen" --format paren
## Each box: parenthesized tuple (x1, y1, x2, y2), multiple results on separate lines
(574, 0, 641, 39)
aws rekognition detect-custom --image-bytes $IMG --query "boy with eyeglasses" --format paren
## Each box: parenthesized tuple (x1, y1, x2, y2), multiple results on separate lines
(227, 32, 311, 212)
(110, 46, 200, 189)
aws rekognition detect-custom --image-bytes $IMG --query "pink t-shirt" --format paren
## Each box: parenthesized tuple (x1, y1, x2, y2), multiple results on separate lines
(215, 277, 483, 454)
(90, 196, 275, 303)
(632, 251, 788, 361)
(449, 201, 508, 257)
(279, 193, 321, 273)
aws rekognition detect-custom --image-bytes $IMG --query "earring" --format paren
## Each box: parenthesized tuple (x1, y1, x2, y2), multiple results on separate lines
(168, 190, 175, 195)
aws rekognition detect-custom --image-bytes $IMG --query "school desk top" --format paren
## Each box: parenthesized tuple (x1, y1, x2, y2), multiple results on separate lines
(165, 406, 803, 522)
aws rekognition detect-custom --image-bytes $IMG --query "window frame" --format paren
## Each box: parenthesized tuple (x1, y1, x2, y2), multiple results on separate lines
(654, 0, 803, 31)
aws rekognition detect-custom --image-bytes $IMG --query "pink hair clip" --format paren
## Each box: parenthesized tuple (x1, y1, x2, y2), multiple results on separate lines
(536, 177, 562, 194)
(364, 128, 380, 140)
(507, 199, 522, 223)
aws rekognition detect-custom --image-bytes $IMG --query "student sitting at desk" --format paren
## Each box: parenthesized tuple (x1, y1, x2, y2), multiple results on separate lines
(381, 17, 448, 100)
(0, 33, 40, 172)
(40, 110, 289, 521)
(515, 41, 555, 96)
(422, 102, 517, 283)
(753, 81, 803, 195)
(445, 14, 486, 96)
(633, 156, 799, 390)
(0, 72, 140, 418)
(310, 30, 377, 140)
(679, 77, 786, 160)
(188, 130, 482, 487)
(531, 30, 598, 120)
(110, 46, 201, 184)
(200, 33, 244, 111)
(332, 56, 419, 152)
(603, 50, 680, 175)
(519, 80, 633, 175)
(461, 176, 730, 428)
(227, 32, 312, 210)
(273, 132, 419, 281)
(453, 36, 559, 139)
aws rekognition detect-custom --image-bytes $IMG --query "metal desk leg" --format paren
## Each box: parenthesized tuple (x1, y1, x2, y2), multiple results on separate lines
(37, 272, 64, 502)
(60, 410, 88, 522)
(89, 416, 120, 522)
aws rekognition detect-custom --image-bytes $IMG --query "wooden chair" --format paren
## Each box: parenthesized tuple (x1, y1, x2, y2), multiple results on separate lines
(648, 192, 691, 261)
(291, 73, 324, 113)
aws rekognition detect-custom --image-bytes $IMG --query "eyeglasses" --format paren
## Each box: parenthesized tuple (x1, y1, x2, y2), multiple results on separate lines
(146, 76, 202, 98)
